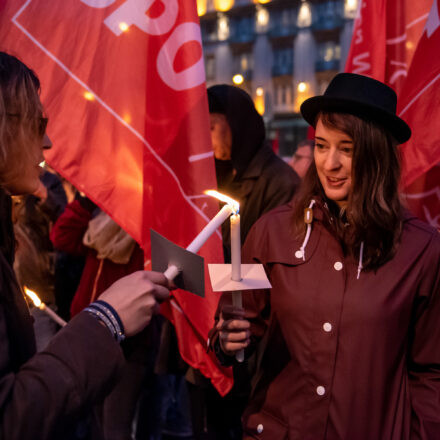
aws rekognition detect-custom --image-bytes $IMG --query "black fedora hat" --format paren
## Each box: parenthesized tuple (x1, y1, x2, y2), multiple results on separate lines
(300, 73, 411, 143)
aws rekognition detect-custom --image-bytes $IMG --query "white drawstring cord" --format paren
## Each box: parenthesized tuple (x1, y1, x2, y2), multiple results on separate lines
(296, 200, 316, 261)
(357, 241, 364, 280)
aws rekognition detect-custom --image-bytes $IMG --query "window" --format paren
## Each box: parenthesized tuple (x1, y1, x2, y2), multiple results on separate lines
(272, 47, 293, 76)
(314, 1, 343, 30)
(344, 0, 358, 19)
(269, 8, 296, 37)
(256, 5, 270, 33)
(217, 13, 230, 41)
(297, 1, 312, 28)
(316, 41, 341, 71)
(231, 15, 255, 42)
(233, 52, 254, 77)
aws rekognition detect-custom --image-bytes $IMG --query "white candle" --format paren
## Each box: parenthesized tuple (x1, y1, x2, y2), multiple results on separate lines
(24, 287, 67, 327)
(230, 213, 241, 281)
(39, 302, 68, 327)
(164, 204, 234, 281)
(230, 213, 244, 362)
(187, 204, 233, 254)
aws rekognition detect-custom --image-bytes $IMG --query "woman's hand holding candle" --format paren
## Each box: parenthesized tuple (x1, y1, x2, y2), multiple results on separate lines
(217, 304, 250, 357)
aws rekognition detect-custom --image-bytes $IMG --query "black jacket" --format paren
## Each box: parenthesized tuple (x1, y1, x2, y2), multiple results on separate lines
(0, 189, 124, 440)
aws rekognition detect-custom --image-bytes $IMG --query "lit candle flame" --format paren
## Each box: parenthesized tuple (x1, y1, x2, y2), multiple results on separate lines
(24, 286, 67, 327)
(24, 287, 42, 308)
(204, 190, 239, 214)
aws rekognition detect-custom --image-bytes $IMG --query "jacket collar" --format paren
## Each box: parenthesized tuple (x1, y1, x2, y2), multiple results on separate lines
(262, 202, 323, 266)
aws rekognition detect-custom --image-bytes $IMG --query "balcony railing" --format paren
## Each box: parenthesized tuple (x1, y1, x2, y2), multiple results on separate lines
(272, 63, 294, 77)
(315, 59, 340, 72)
(268, 23, 297, 38)
(229, 19, 256, 43)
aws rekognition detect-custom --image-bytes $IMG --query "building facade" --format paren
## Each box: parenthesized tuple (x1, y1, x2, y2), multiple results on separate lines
(198, 0, 358, 156)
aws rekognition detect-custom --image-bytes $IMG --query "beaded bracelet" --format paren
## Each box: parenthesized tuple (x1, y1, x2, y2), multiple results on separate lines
(84, 301, 125, 343)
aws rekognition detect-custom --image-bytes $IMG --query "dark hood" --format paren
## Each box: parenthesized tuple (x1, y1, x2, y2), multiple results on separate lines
(208, 84, 266, 179)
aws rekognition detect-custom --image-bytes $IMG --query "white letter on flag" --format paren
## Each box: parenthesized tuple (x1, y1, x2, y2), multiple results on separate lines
(104, 0, 179, 36)
(81, 0, 116, 7)
(157, 23, 205, 91)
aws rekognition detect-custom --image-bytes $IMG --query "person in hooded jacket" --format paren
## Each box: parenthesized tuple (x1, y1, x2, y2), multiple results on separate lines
(211, 73, 440, 439)
(208, 84, 300, 260)
(0, 52, 171, 440)
(183, 85, 300, 440)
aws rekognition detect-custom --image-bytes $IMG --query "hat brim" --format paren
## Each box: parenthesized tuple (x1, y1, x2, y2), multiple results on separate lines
(300, 96, 411, 144)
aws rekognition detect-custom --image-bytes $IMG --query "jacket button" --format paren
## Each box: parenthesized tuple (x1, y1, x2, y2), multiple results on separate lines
(323, 322, 332, 332)
(334, 261, 343, 271)
(257, 424, 264, 433)
(316, 386, 326, 395)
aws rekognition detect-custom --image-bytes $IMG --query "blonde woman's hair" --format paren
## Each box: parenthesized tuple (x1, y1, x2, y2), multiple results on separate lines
(0, 52, 43, 187)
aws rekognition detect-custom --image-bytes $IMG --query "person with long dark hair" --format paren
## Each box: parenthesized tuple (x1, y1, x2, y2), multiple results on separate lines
(210, 73, 440, 439)
(0, 52, 171, 439)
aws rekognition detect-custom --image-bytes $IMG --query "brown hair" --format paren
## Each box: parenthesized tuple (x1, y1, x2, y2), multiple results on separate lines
(0, 52, 43, 187)
(292, 111, 403, 270)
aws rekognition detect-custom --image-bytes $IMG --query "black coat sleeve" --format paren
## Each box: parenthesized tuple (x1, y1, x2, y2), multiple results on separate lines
(0, 311, 124, 440)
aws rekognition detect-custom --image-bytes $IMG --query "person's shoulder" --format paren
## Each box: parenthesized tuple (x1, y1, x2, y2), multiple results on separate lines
(244, 202, 295, 258)
(404, 212, 439, 239)
(253, 202, 294, 231)
(402, 212, 440, 255)
(261, 150, 300, 187)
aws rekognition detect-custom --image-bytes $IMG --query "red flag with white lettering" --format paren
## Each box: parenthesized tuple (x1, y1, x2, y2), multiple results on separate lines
(0, 0, 233, 394)
(345, 0, 440, 228)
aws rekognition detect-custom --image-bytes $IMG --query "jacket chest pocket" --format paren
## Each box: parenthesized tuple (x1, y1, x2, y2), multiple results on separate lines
(243, 410, 288, 439)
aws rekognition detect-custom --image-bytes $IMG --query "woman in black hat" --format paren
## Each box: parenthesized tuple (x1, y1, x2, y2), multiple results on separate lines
(210, 73, 440, 439)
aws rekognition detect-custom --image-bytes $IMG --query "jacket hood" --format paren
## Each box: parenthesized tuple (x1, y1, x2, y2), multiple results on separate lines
(208, 84, 266, 179)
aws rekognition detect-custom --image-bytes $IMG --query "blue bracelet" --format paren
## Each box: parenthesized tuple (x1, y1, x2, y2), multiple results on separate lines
(85, 302, 125, 343)
(88, 302, 125, 342)
(94, 300, 125, 335)
(84, 307, 117, 339)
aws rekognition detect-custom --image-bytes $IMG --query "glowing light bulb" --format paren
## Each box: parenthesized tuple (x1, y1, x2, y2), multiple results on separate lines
(197, 0, 207, 16)
(84, 91, 95, 101)
(232, 74, 244, 85)
(214, 0, 234, 12)
(297, 1, 312, 27)
(298, 82, 307, 93)
(119, 22, 129, 32)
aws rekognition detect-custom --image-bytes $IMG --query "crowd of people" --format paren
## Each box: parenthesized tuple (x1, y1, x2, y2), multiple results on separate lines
(0, 50, 439, 440)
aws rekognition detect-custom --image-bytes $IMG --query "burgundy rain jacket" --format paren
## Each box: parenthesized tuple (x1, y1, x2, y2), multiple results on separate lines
(213, 201, 440, 439)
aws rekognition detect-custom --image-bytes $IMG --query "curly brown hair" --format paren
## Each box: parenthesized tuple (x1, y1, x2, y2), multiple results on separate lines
(0, 52, 43, 187)
(292, 111, 403, 270)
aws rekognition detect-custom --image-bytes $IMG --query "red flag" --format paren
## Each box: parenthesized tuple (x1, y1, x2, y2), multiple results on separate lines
(0, 0, 233, 394)
(346, 0, 439, 227)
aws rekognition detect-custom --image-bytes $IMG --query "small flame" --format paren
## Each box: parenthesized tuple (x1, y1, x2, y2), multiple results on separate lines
(24, 287, 42, 308)
(204, 190, 240, 214)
